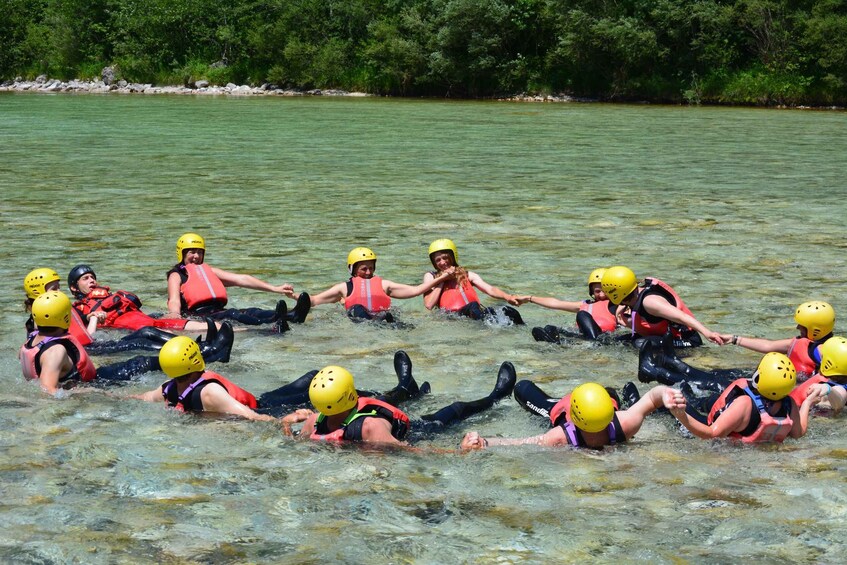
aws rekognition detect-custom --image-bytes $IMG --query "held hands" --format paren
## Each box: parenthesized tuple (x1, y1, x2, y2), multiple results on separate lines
(460, 431, 488, 450)
(664, 388, 687, 414)
(272, 283, 295, 295)
(281, 409, 314, 424)
(436, 266, 457, 281)
(705, 331, 727, 345)
(504, 294, 521, 306)
(514, 295, 533, 305)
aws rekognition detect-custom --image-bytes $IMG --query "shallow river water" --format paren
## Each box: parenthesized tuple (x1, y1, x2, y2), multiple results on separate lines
(1, 93, 846, 563)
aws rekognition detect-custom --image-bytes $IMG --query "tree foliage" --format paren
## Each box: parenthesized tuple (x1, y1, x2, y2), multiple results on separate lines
(1, 0, 845, 104)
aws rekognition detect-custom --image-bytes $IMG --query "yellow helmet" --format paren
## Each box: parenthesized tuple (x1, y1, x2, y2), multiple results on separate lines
(347, 247, 377, 274)
(569, 383, 615, 433)
(159, 336, 205, 378)
(24, 268, 61, 300)
(601, 266, 638, 305)
(588, 268, 606, 296)
(31, 291, 71, 330)
(176, 233, 206, 261)
(309, 366, 358, 416)
(428, 238, 459, 267)
(818, 336, 847, 377)
(752, 352, 796, 400)
(794, 301, 835, 341)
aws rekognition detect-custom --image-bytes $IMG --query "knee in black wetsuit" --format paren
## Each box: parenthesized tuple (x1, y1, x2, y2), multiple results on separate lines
(576, 310, 603, 340)
(95, 355, 159, 384)
(347, 304, 375, 321)
(513, 379, 559, 421)
(457, 302, 485, 320)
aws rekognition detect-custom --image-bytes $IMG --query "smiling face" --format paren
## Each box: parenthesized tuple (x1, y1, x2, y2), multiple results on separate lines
(589, 283, 607, 301)
(430, 251, 456, 272)
(353, 260, 376, 279)
(183, 248, 205, 265)
(75, 273, 98, 295)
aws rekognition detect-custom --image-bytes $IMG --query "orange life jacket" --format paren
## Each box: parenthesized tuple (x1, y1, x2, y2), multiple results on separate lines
(631, 278, 694, 337)
(20, 331, 97, 383)
(708, 379, 793, 443)
(161, 370, 257, 412)
(73, 286, 143, 327)
(579, 299, 618, 333)
(181, 264, 228, 311)
(789, 374, 828, 406)
(68, 308, 93, 346)
(438, 278, 481, 312)
(345, 276, 392, 313)
(310, 397, 410, 442)
(787, 337, 819, 377)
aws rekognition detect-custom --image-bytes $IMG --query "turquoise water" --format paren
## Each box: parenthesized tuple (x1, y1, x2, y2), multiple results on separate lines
(1, 93, 846, 562)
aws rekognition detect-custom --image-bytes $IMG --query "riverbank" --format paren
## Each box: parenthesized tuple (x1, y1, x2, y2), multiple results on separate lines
(0, 75, 581, 102)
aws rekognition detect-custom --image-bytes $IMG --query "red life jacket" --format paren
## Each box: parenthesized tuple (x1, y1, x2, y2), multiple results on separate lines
(161, 370, 257, 412)
(631, 278, 694, 337)
(181, 264, 228, 311)
(787, 337, 818, 377)
(20, 332, 97, 383)
(579, 299, 618, 333)
(708, 379, 793, 443)
(788, 374, 828, 406)
(549, 392, 620, 427)
(438, 278, 481, 312)
(345, 276, 392, 313)
(68, 308, 93, 346)
(310, 397, 410, 442)
(73, 286, 143, 327)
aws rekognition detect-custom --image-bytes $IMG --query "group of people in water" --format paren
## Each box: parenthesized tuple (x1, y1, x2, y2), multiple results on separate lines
(18, 233, 847, 450)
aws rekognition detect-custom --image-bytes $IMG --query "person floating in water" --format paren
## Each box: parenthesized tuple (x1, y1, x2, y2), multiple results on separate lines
(461, 380, 680, 450)
(787, 335, 847, 411)
(165, 233, 310, 332)
(301, 247, 456, 323)
(24, 267, 194, 355)
(19, 292, 232, 395)
(667, 353, 821, 443)
(131, 336, 277, 421)
(280, 356, 517, 446)
(68, 264, 217, 334)
(601, 266, 724, 348)
(422, 238, 524, 325)
(517, 268, 621, 343)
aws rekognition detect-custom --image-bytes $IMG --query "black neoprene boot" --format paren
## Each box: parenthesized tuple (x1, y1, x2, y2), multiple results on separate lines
(273, 301, 290, 333)
(287, 292, 311, 323)
(200, 321, 234, 363)
(379, 351, 430, 406)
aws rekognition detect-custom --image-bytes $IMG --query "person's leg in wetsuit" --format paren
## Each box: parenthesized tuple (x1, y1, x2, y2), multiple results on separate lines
(92, 321, 235, 385)
(258, 351, 429, 416)
(457, 302, 486, 320)
(407, 361, 517, 439)
(346, 305, 398, 324)
(480, 305, 525, 326)
(637, 336, 739, 392)
(576, 311, 603, 339)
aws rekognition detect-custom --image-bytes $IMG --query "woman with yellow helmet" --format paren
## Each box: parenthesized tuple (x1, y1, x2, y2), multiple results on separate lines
(422, 239, 524, 325)
(601, 266, 724, 348)
(787, 335, 847, 411)
(461, 381, 682, 450)
(667, 353, 823, 443)
(514, 267, 621, 342)
(718, 301, 836, 377)
(282, 354, 516, 445)
(301, 247, 457, 323)
(166, 232, 311, 332)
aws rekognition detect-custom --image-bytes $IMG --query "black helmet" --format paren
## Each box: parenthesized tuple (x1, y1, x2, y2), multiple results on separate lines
(68, 264, 96, 297)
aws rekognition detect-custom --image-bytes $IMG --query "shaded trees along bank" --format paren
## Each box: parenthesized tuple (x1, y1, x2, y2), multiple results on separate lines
(2, 0, 846, 105)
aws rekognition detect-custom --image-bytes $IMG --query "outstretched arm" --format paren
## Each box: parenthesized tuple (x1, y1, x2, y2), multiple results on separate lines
(383, 268, 457, 299)
(460, 427, 568, 449)
(669, 395, 751, 439)
(468, 272, 520, 306)
(616, 385, 680, 438)
(308, 283, 347, 307)
(642, 295, 726, 345)
(790, 388, 823, 438)
(514, 295, 583, 312)
(211, 266, 294, 295)
(422, 272, 446, 310)
(715, 334, 794, 353)
(200, 383, 278, 422)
